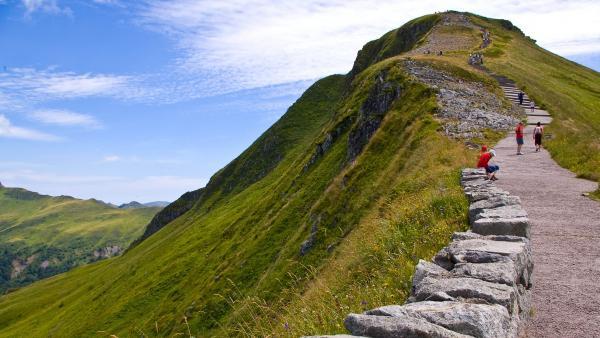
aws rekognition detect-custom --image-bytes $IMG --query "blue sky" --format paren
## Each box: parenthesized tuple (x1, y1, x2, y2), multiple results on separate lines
(1, 0, 599, 204)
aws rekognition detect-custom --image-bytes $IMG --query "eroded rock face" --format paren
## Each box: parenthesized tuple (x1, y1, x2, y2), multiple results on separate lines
(366, 301, 513, 338)
(347, 70, 402, 161)
(403, 60, 522, 139)
(345, 313, 472, 338)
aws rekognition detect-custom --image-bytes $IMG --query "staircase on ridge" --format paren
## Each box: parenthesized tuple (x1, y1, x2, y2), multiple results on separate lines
(493, 75, 552, 126)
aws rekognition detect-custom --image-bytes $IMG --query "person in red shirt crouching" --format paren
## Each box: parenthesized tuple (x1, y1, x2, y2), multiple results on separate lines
(478, 149, 499, 181)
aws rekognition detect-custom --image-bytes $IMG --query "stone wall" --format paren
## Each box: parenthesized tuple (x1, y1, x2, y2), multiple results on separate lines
(304, 168, 533, 338)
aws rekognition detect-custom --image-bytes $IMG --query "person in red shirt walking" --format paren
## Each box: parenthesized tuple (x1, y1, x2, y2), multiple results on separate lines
(515, 121, 525, 155)
(478, 149, 499, 180)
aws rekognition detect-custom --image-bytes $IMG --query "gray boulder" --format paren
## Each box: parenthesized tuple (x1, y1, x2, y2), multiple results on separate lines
(472, 217, 530, 239)
(412, 260, 450, 287)
(462, 168, 486, 177)
(432, 238, 532, 287)
(452, 232, 484, 241)
(366, 301, 512, 338)
(461, 179, 492, 189)
(411, 276, 517, 314)
(452, 261, 517, 286)
(468, 195, 521, 221)
(345, 313, 472, 338)
(472, 205, 527, 222)
(464, 188, 509, 203)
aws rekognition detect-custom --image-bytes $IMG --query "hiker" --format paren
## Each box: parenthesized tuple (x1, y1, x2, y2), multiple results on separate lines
(533, 122, 544, 152)
(518, 91, 524, 105)
(478, 149, 499, 181)
(530, 101, 535, 113)
(515, 121, 525, 155)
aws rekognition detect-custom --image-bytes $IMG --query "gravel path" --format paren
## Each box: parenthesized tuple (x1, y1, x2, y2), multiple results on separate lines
(493, 128, 600, 337)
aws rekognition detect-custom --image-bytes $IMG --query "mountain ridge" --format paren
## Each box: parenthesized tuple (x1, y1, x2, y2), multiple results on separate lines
(0, 11, 598, 337)
(0, 184, 160, 293)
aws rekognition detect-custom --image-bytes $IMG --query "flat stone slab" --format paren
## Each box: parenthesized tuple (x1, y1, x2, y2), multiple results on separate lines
(366, 301, 513, 338)
(433, 238, 532, 287)
(452, 261, 517, 286)
(465, 188, 510, 203)
(472, 217, 530, 239)
(469, 195, 521, 221)
(411, 276, 517, 314)
(345, 313, 472, 338)
(472, 205, 528, 222)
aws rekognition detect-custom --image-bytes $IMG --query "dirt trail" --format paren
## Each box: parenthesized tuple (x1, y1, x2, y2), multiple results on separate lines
(493, 127, 600, 337)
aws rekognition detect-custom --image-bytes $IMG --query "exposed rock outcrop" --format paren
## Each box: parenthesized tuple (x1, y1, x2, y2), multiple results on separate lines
(93, 245, 122, 259)
(403, 60, 522, 139)
(347, 70, 402, 161)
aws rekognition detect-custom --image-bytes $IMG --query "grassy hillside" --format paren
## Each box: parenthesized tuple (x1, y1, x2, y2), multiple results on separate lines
(469, 15, 600, 195)
(0, 11, 596, 337)
(0, 187, 160, 293)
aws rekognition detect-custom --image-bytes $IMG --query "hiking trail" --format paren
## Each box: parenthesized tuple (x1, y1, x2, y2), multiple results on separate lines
(493, 81, 600, 337)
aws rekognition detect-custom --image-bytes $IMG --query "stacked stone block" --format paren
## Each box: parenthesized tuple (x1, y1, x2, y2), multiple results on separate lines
(304, 168, 533, 338)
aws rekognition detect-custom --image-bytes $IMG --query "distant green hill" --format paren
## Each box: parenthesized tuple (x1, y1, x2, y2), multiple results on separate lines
(0, 11, 597, 337)
(0, 185, 160, 293)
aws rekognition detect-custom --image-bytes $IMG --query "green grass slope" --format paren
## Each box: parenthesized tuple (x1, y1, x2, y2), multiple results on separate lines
(0, 187, 160, 293)
(1, 11, 596, 337)
(469, 15, 600, 195)
(0, 15, 460, 336)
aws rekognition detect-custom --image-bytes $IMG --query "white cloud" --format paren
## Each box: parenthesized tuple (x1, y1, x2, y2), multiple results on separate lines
(0, 114, 59, 141)
(103, 155, 121, 162)
(30, 109, 102, 128)
(2, 1, 598, 108)
(0, 68, 133, 101)
(133, 0, 600, 92)
(22, 0, 72, 17)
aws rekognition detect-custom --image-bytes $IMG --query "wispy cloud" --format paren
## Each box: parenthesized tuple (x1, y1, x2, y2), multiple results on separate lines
(0, 114, 59, 141)
(21, 0, 72, 17)
(133, 0, 600, 93)
(103, 155, 121, 162)
(0, 68, 134, 101)
(30, 109, 102, 128)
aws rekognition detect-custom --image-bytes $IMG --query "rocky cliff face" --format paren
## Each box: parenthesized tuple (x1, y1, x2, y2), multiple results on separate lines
(348, 70, 402, 161)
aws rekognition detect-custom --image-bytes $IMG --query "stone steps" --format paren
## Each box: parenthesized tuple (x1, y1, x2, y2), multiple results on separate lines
(498, 81, 552, 125)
